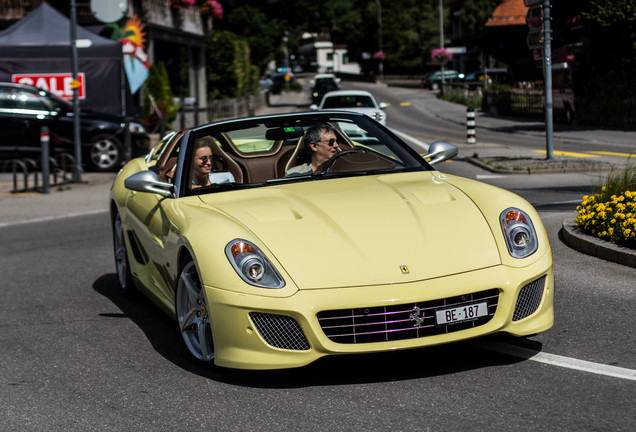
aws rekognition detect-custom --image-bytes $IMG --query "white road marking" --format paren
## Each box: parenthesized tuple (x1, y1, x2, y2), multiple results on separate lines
(475, 340, 636, 382)
(476, 174, 505, 179)
(0, 209, 108, 228)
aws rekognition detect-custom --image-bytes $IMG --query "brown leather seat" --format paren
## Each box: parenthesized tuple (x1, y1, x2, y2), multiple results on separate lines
(197, 136, 244, 183)
(281, 135, 310, 173)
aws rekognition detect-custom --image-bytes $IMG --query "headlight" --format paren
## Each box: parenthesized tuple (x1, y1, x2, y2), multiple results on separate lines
(371, 111, 385, 122)
(128, 121, 147, 134)
(225, 239, 285, 288)
(500, 208, 538, 258)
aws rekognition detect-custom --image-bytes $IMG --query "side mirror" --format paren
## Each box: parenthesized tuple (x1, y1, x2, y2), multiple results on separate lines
(379, 102, 388, 109)
(124, 170, 174, 197)
(309, 104, 319, 110)
(422, 141, 458, 166)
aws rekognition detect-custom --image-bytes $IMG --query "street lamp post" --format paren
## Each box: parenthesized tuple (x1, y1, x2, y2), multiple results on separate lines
(70, 0, 82, 182)
(439, 0, 445, 90)
(376, 0, 383, 81)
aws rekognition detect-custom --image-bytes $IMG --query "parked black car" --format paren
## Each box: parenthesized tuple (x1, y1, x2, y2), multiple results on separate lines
(0, 82, 150, 172)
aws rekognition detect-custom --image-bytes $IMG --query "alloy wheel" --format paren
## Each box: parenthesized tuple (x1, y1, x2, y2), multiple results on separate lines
(113, 212, 134, 295)
(176, 259, 215, 362)
(90, 137, 121, 171)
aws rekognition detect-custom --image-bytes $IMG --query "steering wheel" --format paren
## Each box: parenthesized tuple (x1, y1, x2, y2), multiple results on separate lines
(317, 150, 360, 173)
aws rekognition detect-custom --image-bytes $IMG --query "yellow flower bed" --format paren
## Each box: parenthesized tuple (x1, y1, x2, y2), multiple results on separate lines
(576, 189, 636, 248)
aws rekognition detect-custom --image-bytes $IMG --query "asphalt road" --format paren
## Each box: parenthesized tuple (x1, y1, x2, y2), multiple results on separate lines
(1, 206, 634, 431)
(1, 83, 635, 431)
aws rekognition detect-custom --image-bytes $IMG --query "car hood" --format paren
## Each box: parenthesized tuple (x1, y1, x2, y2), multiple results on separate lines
(323, 107, 381, 116)
(198, 172, 501, 289)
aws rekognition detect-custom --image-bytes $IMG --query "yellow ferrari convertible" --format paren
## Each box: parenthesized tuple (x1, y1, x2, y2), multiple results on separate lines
(110, 111, 553, 370)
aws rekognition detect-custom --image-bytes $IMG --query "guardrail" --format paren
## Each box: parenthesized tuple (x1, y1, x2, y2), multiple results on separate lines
(444, 84, 545, 117)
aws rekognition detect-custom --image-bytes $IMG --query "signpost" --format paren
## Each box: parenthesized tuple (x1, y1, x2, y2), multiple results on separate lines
(525, 0, 553, 159)
(70, 0, 82, 182)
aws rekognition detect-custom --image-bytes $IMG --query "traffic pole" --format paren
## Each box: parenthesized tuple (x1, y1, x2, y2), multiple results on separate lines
(41, 126, 50, 194)
(542, 0, 554, 159)
(467, 107, 476, 144)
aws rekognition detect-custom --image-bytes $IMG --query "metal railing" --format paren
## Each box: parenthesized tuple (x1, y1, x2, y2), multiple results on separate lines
(10, 153, 75, 193)
(172, 93, 266, 129)
(5, 126, 76, 194)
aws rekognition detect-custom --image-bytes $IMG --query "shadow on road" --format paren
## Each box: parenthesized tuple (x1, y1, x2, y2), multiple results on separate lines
(94, 273, 542, 388)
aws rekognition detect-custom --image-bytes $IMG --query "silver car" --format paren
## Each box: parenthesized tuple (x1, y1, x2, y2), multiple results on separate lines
(310, 90, 388, 125)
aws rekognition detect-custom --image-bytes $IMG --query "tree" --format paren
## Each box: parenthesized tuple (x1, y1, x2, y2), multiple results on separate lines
(574, 0, 636, 125)
(205, 30, 258, 99)
(460, 0, 499, 34)
(380, 0, 441, 73)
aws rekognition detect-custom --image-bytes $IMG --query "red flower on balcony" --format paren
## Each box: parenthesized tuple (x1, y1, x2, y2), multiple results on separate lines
(373, 51, 386, 60)
(431, 48, 452, 64)
(200, 0, 224, 18)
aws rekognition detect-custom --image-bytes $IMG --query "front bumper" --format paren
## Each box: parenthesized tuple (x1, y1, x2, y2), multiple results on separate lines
(205, 253, 554, 370)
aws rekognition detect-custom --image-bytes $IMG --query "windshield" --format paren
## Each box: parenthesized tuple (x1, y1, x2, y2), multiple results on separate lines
(322, 95, 376, 109)
(182, 113, 429, 196)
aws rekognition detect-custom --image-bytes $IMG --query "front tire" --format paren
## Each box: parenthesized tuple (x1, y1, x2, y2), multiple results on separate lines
(175, 258, 215, 363)
(88, 134, 124, 172)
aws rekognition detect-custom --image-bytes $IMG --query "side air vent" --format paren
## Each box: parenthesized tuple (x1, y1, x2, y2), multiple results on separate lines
(250, 313, 311, 351)
(512, 276, 546, 321)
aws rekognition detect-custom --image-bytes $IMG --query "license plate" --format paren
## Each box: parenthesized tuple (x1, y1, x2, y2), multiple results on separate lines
(435, 302, 488, 325)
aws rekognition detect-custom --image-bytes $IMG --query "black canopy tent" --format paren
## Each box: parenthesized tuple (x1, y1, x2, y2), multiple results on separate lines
(0, 2, 131, 117)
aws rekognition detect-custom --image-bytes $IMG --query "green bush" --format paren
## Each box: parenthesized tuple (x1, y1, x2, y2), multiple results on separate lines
(439, 91, 481, 109)
(142, 62, 178, 131)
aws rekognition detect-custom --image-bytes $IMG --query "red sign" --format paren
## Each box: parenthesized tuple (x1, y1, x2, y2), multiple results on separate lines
(11, 73, 86, 99)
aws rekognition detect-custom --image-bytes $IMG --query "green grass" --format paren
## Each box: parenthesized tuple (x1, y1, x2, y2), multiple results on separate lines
(593, 156, 636, 201)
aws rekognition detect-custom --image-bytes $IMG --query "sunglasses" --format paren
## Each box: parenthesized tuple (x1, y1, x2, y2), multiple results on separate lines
(316, 138, 338, 147)
(197, 156, 213, 163)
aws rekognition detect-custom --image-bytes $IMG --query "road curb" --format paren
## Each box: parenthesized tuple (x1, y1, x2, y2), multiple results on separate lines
(560, 218, 636, 268)
(463, 157, 616, 174)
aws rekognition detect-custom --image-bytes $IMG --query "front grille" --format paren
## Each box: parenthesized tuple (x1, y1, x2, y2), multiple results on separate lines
(512, 276, 546, 321)
(317, 289, 499, 344)
(250, 313, 311, 351)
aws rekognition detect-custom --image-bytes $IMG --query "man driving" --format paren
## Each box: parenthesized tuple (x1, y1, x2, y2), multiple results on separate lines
(285, 123, 341, 176)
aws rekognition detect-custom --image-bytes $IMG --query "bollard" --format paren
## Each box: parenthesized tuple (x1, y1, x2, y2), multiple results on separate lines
(41, 126, 50, 193)
(467, 107, 476, 144)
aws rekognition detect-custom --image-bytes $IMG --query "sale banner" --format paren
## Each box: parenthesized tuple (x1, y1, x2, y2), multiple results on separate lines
(12, 73, 87, 99)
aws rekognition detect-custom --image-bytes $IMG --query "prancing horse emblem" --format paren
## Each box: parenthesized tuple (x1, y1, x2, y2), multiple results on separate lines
(409, 306, 425, 327)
